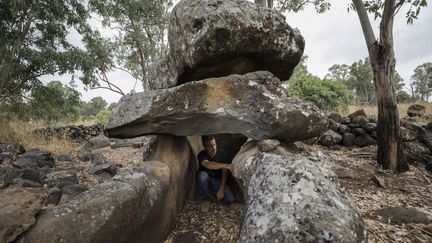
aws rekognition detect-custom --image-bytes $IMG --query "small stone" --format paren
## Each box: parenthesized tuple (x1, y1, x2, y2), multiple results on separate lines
(407, 104, 426, 117)
(340, 116, 351, 124)
(257, 139, 280, 152)
(332, 165, 354, 179)
(338, 124, 350, 134)
(374, 207, 431, 224)
(342, 133, 356, 147)
(348, 109, 367, 120)
(327, 112, 342, 123)
(371, 175, 385, 188)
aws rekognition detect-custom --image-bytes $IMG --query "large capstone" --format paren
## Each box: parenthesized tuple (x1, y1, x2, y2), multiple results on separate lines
(231, 140, 367, 242)
(105, 72, 327, 143)
(148, 0, 305, 89)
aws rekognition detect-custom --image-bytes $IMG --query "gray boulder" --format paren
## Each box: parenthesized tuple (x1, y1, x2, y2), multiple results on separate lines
(342, 133, 356, 147)
(319, 129, 342, 147)
(13, 149, 55, 170)
(106, 72, 328, 143)
(84, 134, 111, 150)
(148, 0, 304, 89)
(407, 104, 426, 117)
(231, 142, 367, 242)
(0, 188, 47, 243)
(354, 134, 377, 147)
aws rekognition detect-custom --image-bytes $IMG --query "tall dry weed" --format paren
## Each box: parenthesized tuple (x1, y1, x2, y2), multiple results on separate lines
(0, 119, 82, 154)
(347, 102, 432, 118)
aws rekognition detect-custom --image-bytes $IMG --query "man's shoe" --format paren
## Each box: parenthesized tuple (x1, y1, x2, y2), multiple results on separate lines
(200, 201, 211, 213)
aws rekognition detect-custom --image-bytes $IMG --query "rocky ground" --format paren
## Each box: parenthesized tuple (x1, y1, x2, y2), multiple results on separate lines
(2, 135, 431, 242)
(164, 144, 432, 243)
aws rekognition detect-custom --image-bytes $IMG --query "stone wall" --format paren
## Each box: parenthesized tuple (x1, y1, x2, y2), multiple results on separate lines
(34, 124, 104, 140)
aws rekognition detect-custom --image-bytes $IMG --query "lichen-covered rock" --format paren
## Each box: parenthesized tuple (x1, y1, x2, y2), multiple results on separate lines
(0, 188, 47, 243)
(148, 0, 304, 89)
(106, 72, 328, 143)
(17, 168, 166, 243)
(319, 129, 342, 147)
(231, 142, 367, 242)
(407, 104, 426, 117)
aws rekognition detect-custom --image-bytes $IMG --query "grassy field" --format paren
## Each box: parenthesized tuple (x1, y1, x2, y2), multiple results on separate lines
(0, 119, 94, 154)
(347, 101, 432, 118)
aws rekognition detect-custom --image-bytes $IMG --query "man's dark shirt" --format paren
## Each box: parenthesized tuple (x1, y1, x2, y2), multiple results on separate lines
(197, 149, 228, 179)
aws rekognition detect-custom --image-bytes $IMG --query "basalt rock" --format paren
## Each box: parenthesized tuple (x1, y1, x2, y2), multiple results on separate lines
(148, 0, 304, 89)
(106, 72, 328, 143)
(231, 141, 367, 242)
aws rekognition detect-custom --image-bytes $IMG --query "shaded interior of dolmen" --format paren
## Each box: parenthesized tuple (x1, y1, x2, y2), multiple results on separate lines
(177, 54, 296, 85)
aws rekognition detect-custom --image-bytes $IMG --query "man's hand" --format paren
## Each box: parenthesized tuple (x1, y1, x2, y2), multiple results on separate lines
(216, 187, 225, 200)
(224, 163, 232, 170)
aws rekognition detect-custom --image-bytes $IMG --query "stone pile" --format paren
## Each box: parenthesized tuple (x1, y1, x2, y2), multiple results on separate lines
(319, 105, 432, 172)
(34, 124, 104, 141)
(319, 109, 378, 148)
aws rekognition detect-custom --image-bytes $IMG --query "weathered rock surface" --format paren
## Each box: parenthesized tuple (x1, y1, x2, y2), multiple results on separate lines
(0, 188, 47, 243)
(373, 207, 431, 224)
(106, 72, 328, 143)
(319, 129, 342, 147)
(148, 0, 304, 89)
(231, 141, 367, 242)
(18, 135, 195, 243)
(407, 104, 426, 117)
(84, 134, 111, 150)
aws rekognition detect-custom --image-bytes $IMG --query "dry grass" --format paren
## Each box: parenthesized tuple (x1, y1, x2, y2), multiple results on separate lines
(0, 119, 84, 154)
(347, 102, 432, 118)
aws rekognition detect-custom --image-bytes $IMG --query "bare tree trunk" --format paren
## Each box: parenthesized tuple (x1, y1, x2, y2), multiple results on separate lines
(254, 0, 266, 7)
(353, 0, 408, 172)
(267, 0, 273, 8)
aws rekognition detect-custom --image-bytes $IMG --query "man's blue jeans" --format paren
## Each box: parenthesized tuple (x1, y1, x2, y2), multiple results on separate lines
(196, 171, 235, 205)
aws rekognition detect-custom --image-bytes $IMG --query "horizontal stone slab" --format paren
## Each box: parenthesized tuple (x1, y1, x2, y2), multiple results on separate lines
(106, 72, 328, 143)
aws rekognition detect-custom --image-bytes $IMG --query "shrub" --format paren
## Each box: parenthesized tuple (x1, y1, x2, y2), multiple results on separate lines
(287, 74, 354, 113)
(96, 109, 111, 124)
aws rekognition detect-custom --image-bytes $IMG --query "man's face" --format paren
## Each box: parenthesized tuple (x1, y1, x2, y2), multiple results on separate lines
(204, 139, 217, 158)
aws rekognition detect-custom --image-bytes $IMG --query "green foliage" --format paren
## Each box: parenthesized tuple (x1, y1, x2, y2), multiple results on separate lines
(0, 81, 81, 124)
(0, 0, 94, 101)
(80, 96, 108, 117)
(410, 62, 432, 101)
(88, 0, 172, 91)
(95, 109, 111, 124)
(107, 102, 117, 111)
(326, 57, 405, 104)
(287, 74, 354, 113)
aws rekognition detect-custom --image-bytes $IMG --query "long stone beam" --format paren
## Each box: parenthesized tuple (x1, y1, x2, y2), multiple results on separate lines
(105, 71, 328, 143)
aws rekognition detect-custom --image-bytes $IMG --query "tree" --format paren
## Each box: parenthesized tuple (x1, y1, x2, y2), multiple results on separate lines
(325, 64, 350, 83)
(87, 0, 171, 91)
(0, 0, 94, 101)
(81, 96, 107, 117)
(28, 81, 81, 123)
(264, 0, 427, 172)
(326, 58, 405, 105)
(410, 62, 432, 101)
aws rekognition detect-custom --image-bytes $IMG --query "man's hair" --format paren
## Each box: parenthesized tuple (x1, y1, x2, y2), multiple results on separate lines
(201, 135, 216, 146)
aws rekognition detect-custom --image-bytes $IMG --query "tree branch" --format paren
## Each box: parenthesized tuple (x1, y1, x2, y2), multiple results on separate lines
(381, 0, 396, 47)
(352, 0, 376, 52)
(90, 86, 125, 96)
(394, 0, 405, 15)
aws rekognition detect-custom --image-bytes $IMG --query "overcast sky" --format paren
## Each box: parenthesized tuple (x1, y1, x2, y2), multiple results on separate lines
(43, 1, 432, 104)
